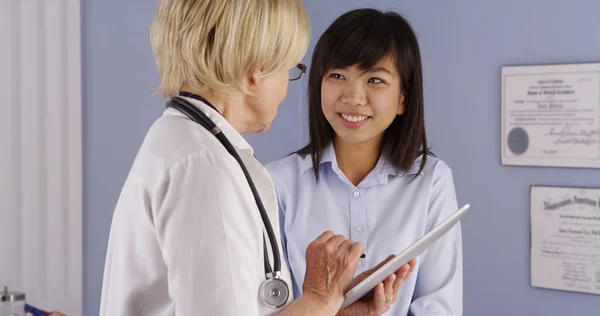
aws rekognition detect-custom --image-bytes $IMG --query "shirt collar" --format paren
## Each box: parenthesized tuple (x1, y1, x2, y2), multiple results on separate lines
(299, 143, 424, 178)
(176, 96, 254, 155)
(298, 143, 336, 173)
(383, 154, 424, 177)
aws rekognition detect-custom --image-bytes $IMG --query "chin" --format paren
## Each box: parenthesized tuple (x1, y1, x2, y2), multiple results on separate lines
(255, 125, 270, 133)
(255, 114, 277, 133)
(335, 130, 377, 145)
(252, 120, 272, 133)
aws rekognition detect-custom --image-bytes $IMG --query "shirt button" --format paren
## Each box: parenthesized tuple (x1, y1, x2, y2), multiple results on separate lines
(353, 191, 360, 197)
(354, 226, 363, 233)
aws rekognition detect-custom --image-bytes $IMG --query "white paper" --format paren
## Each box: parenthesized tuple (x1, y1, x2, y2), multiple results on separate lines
(530, 186, 600, 295)
(501, 63, 600, 168)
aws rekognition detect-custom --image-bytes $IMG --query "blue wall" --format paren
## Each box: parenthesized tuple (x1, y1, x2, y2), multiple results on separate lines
(83, 0, 600, 315)
(82, 1, 163, 315)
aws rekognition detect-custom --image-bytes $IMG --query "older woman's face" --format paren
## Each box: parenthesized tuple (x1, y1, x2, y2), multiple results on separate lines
(246, 70, 290, 133)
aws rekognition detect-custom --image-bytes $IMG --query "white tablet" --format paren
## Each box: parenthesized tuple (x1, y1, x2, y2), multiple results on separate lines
(341, 203, 470, 309)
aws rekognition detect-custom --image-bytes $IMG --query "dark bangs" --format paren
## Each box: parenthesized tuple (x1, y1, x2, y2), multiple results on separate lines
(315, 10, 397, 74)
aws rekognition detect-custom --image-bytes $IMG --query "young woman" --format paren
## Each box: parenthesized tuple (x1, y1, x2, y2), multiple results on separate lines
(267, 8, 463, 315)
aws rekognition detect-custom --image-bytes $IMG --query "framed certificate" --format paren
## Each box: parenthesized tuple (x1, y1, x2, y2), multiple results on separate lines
(530, 185, 600, 295)
(501, 63, 600, 168)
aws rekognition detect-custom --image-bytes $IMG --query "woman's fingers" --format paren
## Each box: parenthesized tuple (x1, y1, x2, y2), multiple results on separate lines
(407, 258, 417, 273)
(303, 231, 363, 304)
(327, 234, 347, 250)
(384, 274, 396, 305)
(372, 283, 387, 310)
(393, 264, 410, 290)
(313, 230, 335, 244)
(338, 239, 354, 253)
(348, 241, 363, 261)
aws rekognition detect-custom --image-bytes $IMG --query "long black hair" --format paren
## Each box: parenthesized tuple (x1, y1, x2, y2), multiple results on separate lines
(298, 8, 430, 181)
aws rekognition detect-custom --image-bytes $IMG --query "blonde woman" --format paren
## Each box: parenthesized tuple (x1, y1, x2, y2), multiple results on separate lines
(100, 1, 412, 315)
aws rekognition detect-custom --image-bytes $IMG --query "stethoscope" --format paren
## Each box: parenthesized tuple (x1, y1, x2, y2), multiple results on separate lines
(166, 91, 290, 309)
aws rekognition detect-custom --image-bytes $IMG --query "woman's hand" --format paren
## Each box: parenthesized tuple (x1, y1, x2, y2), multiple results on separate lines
(301, 231, 364, 309)
(337, 256, 417, 316)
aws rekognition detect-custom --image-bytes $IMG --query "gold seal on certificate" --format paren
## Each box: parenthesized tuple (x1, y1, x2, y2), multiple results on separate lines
(501, 63, 600, 168)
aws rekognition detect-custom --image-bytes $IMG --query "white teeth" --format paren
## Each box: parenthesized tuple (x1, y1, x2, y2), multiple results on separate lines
(341, 113, 368, 123)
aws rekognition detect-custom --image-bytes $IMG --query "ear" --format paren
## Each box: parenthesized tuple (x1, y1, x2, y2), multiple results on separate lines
(246, 69, 264, 91)
(397, 93, 406, 115)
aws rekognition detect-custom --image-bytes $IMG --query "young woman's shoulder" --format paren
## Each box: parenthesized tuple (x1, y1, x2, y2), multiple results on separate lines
(265, 152, 310, 183)
(415, 155, 454, 181)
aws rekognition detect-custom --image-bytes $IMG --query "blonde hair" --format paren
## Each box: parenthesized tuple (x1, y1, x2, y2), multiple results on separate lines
(150, 0, 311, 97)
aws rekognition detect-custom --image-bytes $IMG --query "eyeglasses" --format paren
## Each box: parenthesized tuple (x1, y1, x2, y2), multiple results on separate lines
(289, 63, 307, 81)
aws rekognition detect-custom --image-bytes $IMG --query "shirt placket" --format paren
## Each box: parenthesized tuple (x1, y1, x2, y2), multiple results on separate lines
(349, 188, 368, 273)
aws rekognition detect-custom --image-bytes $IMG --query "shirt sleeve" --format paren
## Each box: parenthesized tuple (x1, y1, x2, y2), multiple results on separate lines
(268, 168, 295, 287)
(151, 151, 263, 316)
(409, 162, 463, 316)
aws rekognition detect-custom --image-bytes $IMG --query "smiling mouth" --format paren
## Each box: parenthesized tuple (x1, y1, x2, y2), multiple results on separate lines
(340, 113, 370, 123)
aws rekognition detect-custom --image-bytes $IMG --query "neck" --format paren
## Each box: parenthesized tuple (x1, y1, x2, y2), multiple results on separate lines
(333, 136, 382, 186)
(180, 84, 258, 134)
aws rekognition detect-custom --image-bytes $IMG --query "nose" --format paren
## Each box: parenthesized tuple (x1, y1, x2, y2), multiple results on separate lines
(340, 82, 366, 107)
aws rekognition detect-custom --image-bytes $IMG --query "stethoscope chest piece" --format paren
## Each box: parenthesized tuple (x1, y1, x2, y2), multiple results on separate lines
(259, 272, 289, 308)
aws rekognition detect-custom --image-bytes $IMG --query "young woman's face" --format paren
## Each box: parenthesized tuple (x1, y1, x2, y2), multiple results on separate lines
(321, 57, 405, 147)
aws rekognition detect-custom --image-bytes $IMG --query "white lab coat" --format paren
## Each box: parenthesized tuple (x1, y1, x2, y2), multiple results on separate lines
(99, 96, 293, 315)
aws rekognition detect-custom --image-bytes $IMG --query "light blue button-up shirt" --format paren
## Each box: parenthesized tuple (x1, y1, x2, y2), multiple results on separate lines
(266, 144, 463, 315)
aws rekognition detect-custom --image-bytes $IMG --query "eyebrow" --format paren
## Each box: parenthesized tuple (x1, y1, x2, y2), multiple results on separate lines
(364, 67, 392, 75)
(331, 66, 393, 75)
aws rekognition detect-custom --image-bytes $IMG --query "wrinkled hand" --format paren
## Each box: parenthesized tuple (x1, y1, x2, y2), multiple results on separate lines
(337, 256, 417, 316)
(302, 231, 364, 308)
